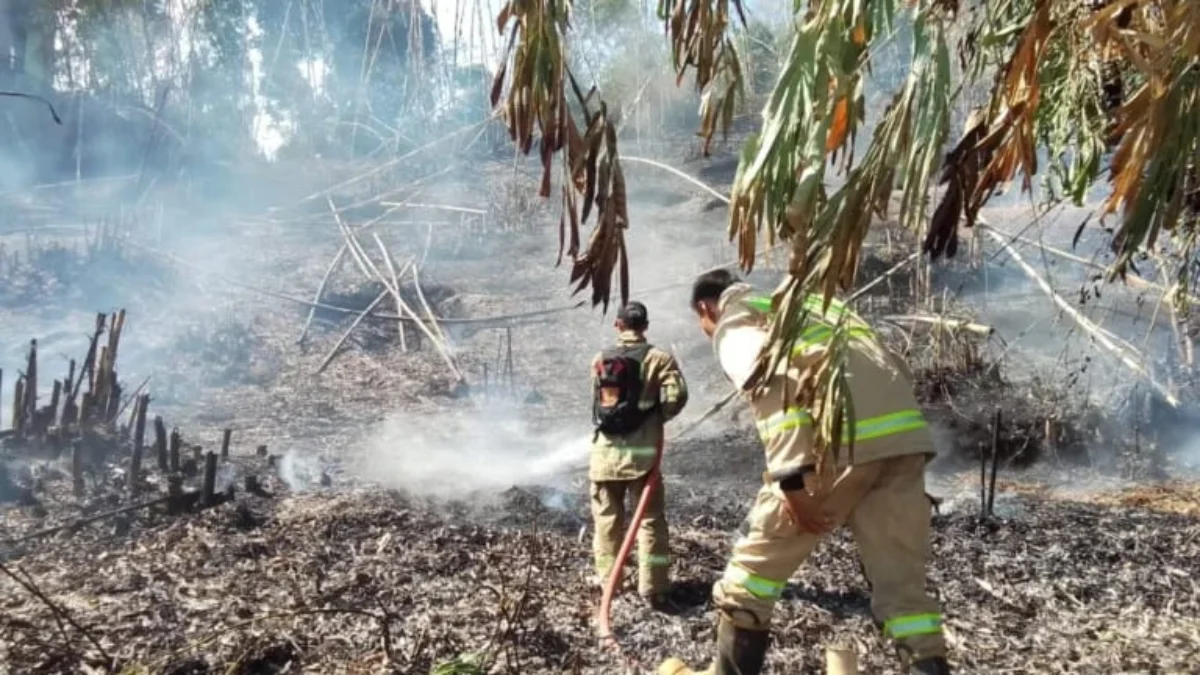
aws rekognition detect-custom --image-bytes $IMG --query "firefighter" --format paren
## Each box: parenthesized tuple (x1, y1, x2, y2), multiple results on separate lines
(590, 301, 689, 610)
(659, 270, 950, 675)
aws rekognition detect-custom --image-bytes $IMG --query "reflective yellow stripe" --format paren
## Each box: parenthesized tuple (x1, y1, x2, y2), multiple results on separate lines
(852, 409, 927, 441)
(884, 613, 943, 639)
(641, 553, 670, 567)
(723, 563, 785, 600)
(747, 294, 875, 356)
(596, 445, 657, 458)
(758, 408, 927, 442)
(789, 324, 874, 356)
(756, 407, 813, 440)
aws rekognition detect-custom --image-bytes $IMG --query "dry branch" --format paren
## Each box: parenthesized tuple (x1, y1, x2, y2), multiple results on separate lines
(378, 201, 486, 215)
(374, 237, 411, 353)
(315, 290, 390, 375)
(983, 227, 1179, 407)
(881, 314, 993, 336)
(619, 155, 731, 204)
(298, 247, 348, 347)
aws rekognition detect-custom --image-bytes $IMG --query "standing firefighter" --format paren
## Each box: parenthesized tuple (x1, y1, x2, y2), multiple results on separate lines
(590, 301, 689, 609)
(661, 270, 949, 675)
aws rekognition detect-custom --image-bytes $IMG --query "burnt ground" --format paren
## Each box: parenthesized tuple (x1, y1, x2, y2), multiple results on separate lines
(2, 149, 1200, 674)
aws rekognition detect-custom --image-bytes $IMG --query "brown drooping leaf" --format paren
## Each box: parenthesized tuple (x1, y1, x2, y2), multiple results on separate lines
(926, 109, 999, 259)
(926, 4, 1049, 260)
(661, 0, 747, 153)
(491, 0, 632, 312)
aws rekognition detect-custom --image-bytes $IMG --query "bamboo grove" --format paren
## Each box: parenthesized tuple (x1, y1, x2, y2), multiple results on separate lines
(489, 0, 1200, 471)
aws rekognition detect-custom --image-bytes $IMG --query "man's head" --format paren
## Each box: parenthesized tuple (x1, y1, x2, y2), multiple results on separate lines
(615, 301, 649, 333)
(690, 269, 740, 337)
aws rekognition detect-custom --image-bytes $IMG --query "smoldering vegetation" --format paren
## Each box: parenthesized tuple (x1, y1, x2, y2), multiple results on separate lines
(1, 2, 1199, 674)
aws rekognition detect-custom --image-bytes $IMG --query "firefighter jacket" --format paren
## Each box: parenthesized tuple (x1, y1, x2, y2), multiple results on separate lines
(713, 283, 934, 488)
(589, 331, 689, 481)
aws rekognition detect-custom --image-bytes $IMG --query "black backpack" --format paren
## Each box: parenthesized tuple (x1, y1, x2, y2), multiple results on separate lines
(592, 343, 654, 437)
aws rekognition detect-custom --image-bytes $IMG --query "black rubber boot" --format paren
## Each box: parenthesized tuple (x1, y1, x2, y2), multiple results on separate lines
(911, 656, 952, 675)
(712, 616, 769, 675)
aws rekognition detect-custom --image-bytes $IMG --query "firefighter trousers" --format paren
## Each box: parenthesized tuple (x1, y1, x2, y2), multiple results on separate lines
(590, 474, 670, 596)
(712, 453, 946, 661)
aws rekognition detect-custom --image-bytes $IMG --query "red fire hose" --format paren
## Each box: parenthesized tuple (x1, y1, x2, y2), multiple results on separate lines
(597, 437, 664, 654)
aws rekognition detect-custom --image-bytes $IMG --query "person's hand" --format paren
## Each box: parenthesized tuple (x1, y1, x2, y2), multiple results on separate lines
(781, 488, 834, 534)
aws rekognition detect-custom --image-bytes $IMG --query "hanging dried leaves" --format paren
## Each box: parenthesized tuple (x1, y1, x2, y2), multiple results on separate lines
(926, 1, 1051, 259)
(659, 0, 748, 154)
(489, 0, 1200, 468)
(492, 0, 631, 312)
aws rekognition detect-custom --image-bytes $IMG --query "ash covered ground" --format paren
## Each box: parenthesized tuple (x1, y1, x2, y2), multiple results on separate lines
(3, 148, 1200, 674)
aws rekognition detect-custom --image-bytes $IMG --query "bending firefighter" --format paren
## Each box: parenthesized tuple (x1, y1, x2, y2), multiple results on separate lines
(661, 271, 949, 675)
(590, 301, 689, 610)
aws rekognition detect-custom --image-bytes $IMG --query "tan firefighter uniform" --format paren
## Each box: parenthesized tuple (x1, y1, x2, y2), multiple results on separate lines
(708, 283, 946, 663)
(590, 330, 689, 597)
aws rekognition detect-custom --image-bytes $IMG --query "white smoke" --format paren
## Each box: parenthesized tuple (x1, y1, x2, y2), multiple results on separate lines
(349, 402, 591, 497)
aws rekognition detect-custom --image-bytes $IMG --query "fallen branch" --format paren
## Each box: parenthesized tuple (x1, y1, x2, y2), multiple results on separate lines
(328, 197, 374, 280)
(881, 314, 993, 337)
(412, 262, 452, 348)
(345, 229, 463, 381)
(980, 221, 1200, 305)
(298, 247, 348, 347)
(120, 236, 585, 326)
(619, 155, 731, 204)
(1, 496, 172, 546)
(315, 289, 390, 375)
(0, 561, 112, 668)
(983, 227, 1179, 407)
(378, 201, 486, 215)
(374, 238, 412, 353)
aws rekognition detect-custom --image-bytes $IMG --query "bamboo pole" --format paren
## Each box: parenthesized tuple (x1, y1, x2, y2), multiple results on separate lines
(983, 227, 1179, 407)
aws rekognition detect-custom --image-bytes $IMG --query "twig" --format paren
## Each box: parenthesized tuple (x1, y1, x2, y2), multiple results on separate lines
(0, 561, 112, 667)
(983, 227, 1180, 407)
(980, 222, 1200, 305)
(315, 290, 390, 375)
(378, 201, 486, 215)
(2, 496, 172, 545)
(619, 155, 731, 204)
(328, 197, 374, 280)
(412, 262, 451, 348)
(298, 247, 348, 347)
(281, 119, 489, 209)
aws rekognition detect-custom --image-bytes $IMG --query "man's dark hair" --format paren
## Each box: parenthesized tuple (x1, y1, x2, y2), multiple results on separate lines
(617, 301, 649, 331)
(691, 269, 741, 310)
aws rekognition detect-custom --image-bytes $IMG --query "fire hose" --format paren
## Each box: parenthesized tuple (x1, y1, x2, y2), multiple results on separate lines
(596, 436, 663, 659)
(596, 394, 735, 657)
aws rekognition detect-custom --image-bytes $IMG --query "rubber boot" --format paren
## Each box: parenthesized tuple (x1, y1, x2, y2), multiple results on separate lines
(658, 617, 769, 675)
(911, 656, 952, 675)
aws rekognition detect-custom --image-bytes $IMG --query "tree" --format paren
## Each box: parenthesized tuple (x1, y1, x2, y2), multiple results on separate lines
(490, 0, 1200, 467)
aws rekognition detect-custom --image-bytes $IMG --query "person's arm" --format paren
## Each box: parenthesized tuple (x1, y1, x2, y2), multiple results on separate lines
(715, 325, 768, 390)
(655, 352, 689, 421)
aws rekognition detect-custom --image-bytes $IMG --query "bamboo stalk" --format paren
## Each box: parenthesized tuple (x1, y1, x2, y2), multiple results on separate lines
(315, 290, 390, 375)
(378, 201, 486, 215)
(881, 314, 993, 336)
(354, 231, 462, 379)
(372, 235, 411, 353)
(298, 247, 348, 347)
(983, 227, 1179, 407)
